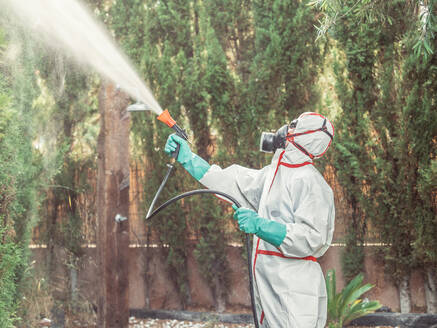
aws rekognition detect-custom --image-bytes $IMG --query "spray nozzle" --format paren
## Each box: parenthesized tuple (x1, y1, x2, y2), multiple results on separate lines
(157, 109, 176, 128)
(157, 109, 188, 141)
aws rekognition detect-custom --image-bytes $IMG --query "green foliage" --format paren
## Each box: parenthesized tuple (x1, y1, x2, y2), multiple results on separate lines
(105, 0, 323, 306)
(32, 60, 97, 278)
(392, 34, 437, 274)
(310, 0, 437, 59)
(0, 23, 44, 325)
(0, 228, 22, 328)
(326, 0, 437, 290)
(363, 5, 437, 285)
(326, 269, 381, 328)
(1, 5, 99, 319)
(412, 0, 437, 60)
(341, 235, 365, 282)
(252, 0, 322, 115)
(329, 2, 380, 279)
(2, 0, 435, 318)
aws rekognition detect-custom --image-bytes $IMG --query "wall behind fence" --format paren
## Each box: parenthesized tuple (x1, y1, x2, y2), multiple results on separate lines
(30, 244, 427, 314)
(30, 164, 428, 314)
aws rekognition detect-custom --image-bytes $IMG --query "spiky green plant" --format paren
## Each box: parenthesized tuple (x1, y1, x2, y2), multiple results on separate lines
(326, 269, 382, 328)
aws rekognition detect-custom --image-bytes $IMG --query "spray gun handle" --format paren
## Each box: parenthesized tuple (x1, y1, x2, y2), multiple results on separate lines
(172, 144, 181, 160)
(171, 123, 188, 160)
(172, 124, 188, 140)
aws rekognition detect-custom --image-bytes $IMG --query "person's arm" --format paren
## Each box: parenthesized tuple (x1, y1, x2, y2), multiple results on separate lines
(199, 164, 270, 211)
(165, 133, 267, 210)
(278, 176, 335, 258)
(232, 175, 334, 253)
(165, 134, 210, 180)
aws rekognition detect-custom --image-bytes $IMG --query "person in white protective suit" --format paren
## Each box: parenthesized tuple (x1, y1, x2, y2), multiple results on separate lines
(164, 112, 335, 328)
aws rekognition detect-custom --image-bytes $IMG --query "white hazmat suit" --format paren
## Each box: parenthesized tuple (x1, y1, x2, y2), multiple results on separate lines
(164, 112, 335, 327)
(198, 113, 335, 327)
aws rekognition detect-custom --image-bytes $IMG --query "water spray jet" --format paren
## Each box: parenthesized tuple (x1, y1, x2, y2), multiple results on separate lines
(4, 0, 163, 115)
(4, 0, 259, 320)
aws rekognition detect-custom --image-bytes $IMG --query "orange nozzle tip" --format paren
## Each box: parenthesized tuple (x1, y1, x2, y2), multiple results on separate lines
(157, 109, 176, 128)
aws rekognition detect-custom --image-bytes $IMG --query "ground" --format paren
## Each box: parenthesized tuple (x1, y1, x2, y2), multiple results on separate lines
(128, 318, 392, 328)
(128, 318, 253, 328)
(50, 316, 391, 327)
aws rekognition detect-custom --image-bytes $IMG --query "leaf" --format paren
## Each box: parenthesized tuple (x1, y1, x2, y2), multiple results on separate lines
(412, 40, 422, 50)
(387, 16, 392, 25)
(326, 270, 381, 326)
(342, 283, 374, 311)
(423, 39, 434, 55)
(326, 269, 337, 318)
(344, 300, 382, 324)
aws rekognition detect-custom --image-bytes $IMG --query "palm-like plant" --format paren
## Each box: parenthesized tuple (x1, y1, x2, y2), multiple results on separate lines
(326, 269, 382, 328)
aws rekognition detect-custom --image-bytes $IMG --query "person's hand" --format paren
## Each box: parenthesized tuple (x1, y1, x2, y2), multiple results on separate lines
(232, 205, 286, 247)
(164, 134, 192, 164)
(232, 205, 260, 234)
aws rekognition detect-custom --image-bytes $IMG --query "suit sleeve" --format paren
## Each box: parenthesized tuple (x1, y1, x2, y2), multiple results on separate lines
(278, 176, 335, 258)
(199, 164, 269, 211)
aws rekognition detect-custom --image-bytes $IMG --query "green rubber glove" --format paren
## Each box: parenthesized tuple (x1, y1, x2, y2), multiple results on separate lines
(232, 205, 287, 247)
(164, 134, 210, 181)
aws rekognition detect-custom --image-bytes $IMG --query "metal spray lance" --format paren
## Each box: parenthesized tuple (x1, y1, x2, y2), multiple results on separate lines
(127, 103, 188, 218)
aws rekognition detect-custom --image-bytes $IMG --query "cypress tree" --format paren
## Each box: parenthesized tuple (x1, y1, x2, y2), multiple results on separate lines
(327, 0, 436, 311)
(402, 4, 437, 313)
(35, 55, 95, 302)
(0, 21, 44, 325)
(361, 2, 437, 312)
(369, 36, 415, 315)
(251, 0, 322, 124)
(108, 0, 235, 309)
(409, 46, 437, 311)
(328, 2, 380, 281)
(368, 4, 437, 310)
(0, 27, 26, 326)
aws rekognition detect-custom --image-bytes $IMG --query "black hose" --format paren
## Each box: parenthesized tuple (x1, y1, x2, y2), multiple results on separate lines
(146, 189, 241, 220)
(146, 189, 259, 328)
(146, 164, 174, 218)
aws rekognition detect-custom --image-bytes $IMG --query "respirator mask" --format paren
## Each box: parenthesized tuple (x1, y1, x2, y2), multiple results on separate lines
(259, 119, 298, 153)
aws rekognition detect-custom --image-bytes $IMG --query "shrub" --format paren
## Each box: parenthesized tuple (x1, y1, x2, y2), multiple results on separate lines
(0, 227, 22, 328)
(326, 269, 382, 328)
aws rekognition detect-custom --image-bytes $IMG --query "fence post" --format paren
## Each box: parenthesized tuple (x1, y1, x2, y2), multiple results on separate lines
(97, 83, 130, 327)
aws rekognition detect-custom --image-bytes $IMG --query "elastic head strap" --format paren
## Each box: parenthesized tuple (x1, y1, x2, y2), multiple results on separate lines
(320, 119, 333, 140)
(286, 118, 333, 159)
(291, 139, 314, 159)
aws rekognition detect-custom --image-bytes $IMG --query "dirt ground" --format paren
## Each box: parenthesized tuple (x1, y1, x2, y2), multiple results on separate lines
(58, 317, 392, 327)
(40, 316, 394, 328)
(128, 318, 253, 328)
(127, 318, 393, 328)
